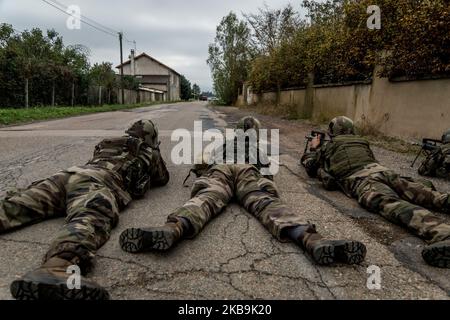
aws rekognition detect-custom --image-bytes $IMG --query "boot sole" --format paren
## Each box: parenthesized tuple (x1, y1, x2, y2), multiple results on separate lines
(119, 228, 173, 253)
(312, 240, 366, 265)
(10, 279, 109, 300)
(422, 244, 450, 268)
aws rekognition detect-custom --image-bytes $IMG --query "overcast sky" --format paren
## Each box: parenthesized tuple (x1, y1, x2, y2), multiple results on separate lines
(0, 0, 308, 92)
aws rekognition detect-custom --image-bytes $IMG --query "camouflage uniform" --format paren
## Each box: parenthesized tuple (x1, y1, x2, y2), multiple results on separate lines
(418, 129, 450, 180)
(168, 163, 303, 240)
(302, 116, 450, 267)
(120, 116, 366, 266)
(170, 116, 304, 241)
(2, 120, 169, 299)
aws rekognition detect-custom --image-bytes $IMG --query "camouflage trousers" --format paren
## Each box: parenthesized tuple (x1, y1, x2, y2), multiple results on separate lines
(168, 164, 306, 240)
(0, 166, 129, 271)
(345, 164, 450, 244)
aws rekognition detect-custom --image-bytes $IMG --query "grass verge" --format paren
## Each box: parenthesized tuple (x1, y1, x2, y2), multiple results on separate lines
(0, 101, 179, 126)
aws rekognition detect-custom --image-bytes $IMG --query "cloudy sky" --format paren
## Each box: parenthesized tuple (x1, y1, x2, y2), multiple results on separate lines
(0, 0, 307, 92)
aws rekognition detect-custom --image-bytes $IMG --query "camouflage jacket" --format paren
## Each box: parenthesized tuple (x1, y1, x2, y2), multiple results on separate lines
(189, 139, 271, 179)
(85, 136, 157, 199)
(418, 143, 450, 179)
(301, 134, 378, 189)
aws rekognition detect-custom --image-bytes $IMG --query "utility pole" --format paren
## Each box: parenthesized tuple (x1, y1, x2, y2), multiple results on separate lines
(71, 81, 75, 107)
(119, 32, 125, 104)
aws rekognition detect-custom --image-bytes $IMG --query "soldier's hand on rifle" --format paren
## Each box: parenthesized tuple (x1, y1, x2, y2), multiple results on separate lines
(311, 135, 322, 150)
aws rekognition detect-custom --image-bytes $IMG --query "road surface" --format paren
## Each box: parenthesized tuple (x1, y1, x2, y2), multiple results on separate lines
(0, 101, 449, 299)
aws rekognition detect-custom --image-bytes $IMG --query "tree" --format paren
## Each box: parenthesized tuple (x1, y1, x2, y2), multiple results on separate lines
(89, 62, 117, 105)
(244, 3, 301, 55)
(192, 83, 201, 99)
(0, 24, 23, 108)
(207, 12, 252, 105)
(43, 29, 64, 107)
(0, 24, 92, 108)
(180, 75, 192, 100)
(64, 44, 90, 106)
(14, 28, 51, 108)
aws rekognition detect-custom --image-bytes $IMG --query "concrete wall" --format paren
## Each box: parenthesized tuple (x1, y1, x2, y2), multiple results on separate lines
(241, 74, 450, 140)
(117, 89, 164, 104)
(279, 89, 306, 107)
(168, 71, 181, 101)
(236, 94, 245, 107)
(364, 69, 450, 139)
(311, 84, 371, 122)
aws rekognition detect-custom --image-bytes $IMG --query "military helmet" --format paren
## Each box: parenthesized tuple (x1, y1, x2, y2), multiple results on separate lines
(236, 116, 261, 132)
(328, 116, 355, 136)
(126, 119, 159, 148)
(442, 129, 450, 144)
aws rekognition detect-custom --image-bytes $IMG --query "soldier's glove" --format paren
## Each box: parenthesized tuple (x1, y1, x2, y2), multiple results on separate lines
(318, 169, 338, 191)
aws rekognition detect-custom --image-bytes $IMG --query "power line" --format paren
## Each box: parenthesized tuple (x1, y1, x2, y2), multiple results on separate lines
(41, 0, 118, 38)
(40, 0, 137, 105)
(41, 0, 137, 50)
(42, 0, 117, 37)
(51, 0, 119, 35)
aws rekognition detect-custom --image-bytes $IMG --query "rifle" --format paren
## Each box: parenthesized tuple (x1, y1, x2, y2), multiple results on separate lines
(410, 138, 442, 168)
(304, 130, 329, 154)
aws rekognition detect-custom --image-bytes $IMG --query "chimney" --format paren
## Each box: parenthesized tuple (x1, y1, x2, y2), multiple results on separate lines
(130, 49, 136, 76)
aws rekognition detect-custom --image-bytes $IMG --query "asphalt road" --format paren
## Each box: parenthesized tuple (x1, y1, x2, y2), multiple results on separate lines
(0, 101, 449, 299)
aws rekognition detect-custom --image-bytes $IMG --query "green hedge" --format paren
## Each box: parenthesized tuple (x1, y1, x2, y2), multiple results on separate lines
(249, 0, 450, 91)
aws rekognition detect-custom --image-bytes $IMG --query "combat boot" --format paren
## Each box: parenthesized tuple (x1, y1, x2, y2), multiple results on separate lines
(10, 257, 109, 300)
(422, 239, 450, 268)
(151, 149, 170, 187)
(294, 225, 366, 265)
(119, 218, 189, 253)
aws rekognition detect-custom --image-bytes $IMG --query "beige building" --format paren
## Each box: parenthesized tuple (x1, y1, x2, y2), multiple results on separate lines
(116, 51, 181, 101)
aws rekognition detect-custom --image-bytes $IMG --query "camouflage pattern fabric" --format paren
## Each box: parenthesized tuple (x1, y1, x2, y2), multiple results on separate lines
(0, 169, 120, 270)
(418, 143, 450, 180)
(302, 139, 450, 244)
(170, 116, 303, 240)
(169, 163, 305, 240)
(302, 135, 378, 180)
(349, 164, 450, 243)
(328, 116, 355, 137)
(236, 116, 261, 132)
(236, 116, 262, 140)
(0, 120, 169, 271)
(125, 119, 160, 149)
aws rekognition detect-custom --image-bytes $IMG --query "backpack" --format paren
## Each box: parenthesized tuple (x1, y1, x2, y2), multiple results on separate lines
(90, 136, 151, 197)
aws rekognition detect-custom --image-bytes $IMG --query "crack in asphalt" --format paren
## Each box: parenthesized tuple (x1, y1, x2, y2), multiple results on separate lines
(0, 237, 48, 247)
(280, 161, 450, 297)
(0, 141, 89, 194)
(93, 210, 334, 299)
(2, 105, 449, 300)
